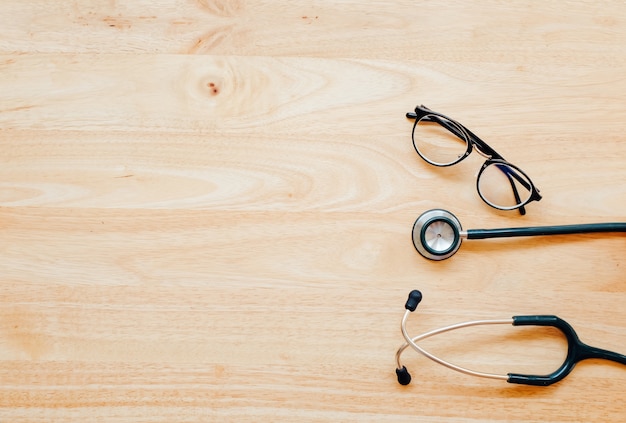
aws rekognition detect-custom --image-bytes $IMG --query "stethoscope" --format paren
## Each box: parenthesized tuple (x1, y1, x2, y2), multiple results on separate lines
(412, 209, 626, 260)
(395, 290, 626, 386)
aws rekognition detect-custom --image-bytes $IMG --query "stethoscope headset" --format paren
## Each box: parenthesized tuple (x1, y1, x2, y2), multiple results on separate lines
(395, 290, 626, 386)
(412, 208, 626, 261)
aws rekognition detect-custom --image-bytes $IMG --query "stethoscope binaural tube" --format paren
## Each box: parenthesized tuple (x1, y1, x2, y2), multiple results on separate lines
(412, 209, 626, 261)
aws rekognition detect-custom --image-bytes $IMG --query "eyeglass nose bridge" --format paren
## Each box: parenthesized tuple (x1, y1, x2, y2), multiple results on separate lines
(473, 145, 493, 160)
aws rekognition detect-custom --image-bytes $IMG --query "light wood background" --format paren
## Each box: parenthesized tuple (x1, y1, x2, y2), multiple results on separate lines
(1, 1, 625, 421)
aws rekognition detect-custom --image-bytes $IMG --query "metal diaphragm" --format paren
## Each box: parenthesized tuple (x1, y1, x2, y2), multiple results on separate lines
(412, 209, 463, 260)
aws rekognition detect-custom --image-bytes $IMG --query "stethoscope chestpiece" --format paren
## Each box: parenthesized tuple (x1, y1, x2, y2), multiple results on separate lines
(412, 209, 463, 260)
(411, 208, 626, 261)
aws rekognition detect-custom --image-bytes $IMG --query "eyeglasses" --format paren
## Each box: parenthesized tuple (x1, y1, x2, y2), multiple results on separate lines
(406, 105, 542, 215)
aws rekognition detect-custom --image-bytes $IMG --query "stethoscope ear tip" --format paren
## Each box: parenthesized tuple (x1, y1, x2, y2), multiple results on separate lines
(396, 366, 412, 385)
(405, 290, 423, 311)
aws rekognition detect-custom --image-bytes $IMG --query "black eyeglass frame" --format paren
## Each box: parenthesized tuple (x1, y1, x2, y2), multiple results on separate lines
(406, 105, 542, 215)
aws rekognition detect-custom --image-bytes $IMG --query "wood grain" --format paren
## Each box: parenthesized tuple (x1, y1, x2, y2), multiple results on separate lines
(1, 1, 625, 422)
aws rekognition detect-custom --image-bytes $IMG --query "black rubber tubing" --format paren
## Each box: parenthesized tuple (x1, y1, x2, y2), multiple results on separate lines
(467, 223, 626, 240)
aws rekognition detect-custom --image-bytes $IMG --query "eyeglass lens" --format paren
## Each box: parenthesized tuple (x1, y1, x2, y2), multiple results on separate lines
(478, 163, 532, 209)
(413, 115, 468, 166)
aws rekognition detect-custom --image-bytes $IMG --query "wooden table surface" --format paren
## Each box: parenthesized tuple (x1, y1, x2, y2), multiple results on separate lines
(1, 1, 625, 421)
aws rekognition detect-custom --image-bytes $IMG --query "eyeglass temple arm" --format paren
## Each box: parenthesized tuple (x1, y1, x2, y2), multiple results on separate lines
(407, 108, 516, 174)
(406, 104, 434, 120)
(497, 164, 527, 216)
(407, 109, 469, 145)
(496, 161, 544, 215)
(508, 315, 626, 386)
(407, 107, 502, 158)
